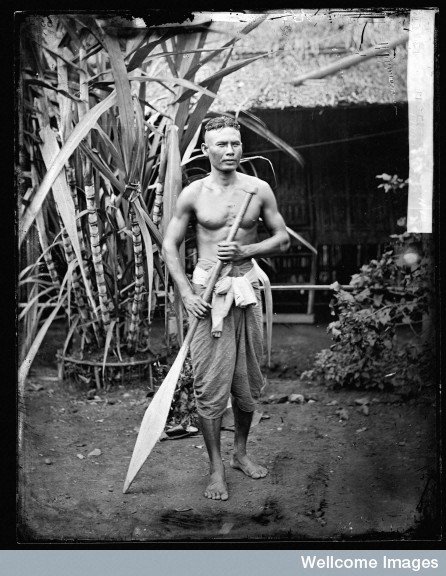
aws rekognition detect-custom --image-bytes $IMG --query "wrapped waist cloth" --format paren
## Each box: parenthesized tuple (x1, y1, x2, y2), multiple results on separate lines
(189, 259, 263, 419)
(192, 259, 259, 338)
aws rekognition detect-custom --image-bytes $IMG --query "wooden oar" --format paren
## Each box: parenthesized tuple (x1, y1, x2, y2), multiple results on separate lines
(123, 188, 256, 493)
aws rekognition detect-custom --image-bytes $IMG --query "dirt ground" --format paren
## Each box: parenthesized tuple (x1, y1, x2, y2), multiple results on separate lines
(18, 320, 439, 543)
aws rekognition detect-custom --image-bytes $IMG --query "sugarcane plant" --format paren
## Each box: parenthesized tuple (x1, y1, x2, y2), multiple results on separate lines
(17, 13, 305, 391)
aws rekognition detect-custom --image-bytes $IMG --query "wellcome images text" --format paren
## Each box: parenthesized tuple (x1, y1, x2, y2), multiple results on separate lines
(300, 555, 439, 571)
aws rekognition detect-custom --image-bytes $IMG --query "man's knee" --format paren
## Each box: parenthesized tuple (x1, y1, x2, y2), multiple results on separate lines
(231, 396, 256, 414)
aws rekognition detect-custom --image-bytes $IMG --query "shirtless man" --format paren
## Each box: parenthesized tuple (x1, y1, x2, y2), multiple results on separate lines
(162, 117, 290, 501)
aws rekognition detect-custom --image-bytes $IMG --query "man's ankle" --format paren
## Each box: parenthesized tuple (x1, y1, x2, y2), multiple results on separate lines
(233, 448, 247, 459)
(209, 460, 225, 475)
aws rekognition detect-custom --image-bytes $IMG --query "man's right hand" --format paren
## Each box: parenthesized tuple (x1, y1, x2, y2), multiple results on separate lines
(183, 293, 212, 319)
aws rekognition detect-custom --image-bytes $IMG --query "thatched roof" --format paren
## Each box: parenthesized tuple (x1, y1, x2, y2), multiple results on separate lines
(198, 10, 408, 111)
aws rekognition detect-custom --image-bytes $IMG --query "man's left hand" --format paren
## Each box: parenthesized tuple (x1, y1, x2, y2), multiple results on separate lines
(217, 241, 246, 262)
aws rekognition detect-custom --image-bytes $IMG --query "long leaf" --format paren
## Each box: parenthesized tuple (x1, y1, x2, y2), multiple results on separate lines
(19, 90, 117, 246)
(19, 260, 77, 390)
(39, 124, 98, 316)
(56, 51, 74, 145)
(207, 110, 306, 168)
(123, 343, 188, 493)
(286, 226, 317, 254)
(102, 319, 117, 380)
(162, 125, 182, 237)
(19, 278, 54, 288)
(30, 38, 82, 71)
(24, 78, 83, 102)
(170, 31, 202, 134)
(103, 35, 135, 173)
(176, 52, 273, 104)
(91, 123, 126, 174)
(103, 106, 126, 170)
(18, 286, 58, 321)
(184, 14, 268, 80)
(129, 95, 146, 185)
(174, 282, 184, 347)
(129, 76, 221, 101)
(181, 124, 202, 165)
(18, 296, 67, 392)
(241, 155, 277, 187)
(123, 29, 149, 61)
(127, 30, 178, 72)
(133, 200, 154, 322)
(35, 207, 61, 289)
(252, 259, 272, 367)
(62, 315, 81, 358)
(131, 46, 230, 65)
(179, 46, 233, 156)
(19, 240, 64, 280)
(79, 140, 125, 194)
(139, 206, 163, 249)
(144, 116, 168, 188)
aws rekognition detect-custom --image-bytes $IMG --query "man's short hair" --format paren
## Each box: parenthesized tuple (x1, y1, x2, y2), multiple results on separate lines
(204, 116, 241, 133)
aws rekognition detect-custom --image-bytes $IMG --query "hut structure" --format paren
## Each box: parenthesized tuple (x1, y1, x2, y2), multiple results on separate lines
(186, 10, 410, 321)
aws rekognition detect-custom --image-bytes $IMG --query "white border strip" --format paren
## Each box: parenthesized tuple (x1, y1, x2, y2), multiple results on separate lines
(407, 9, 435, 233)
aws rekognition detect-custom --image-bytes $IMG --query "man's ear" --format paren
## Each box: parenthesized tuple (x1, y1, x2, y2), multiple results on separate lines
(201, 142, 209, 156)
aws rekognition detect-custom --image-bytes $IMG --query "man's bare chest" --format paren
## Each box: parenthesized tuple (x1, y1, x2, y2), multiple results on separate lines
(194, 187, 261, 231)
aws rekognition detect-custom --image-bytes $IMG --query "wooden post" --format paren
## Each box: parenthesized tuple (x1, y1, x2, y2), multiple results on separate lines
(290, 35, 409, 86)
(307, 252, 318, 316)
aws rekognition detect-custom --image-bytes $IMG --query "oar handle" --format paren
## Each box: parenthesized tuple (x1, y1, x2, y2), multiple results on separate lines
(183, 189, 256, 348)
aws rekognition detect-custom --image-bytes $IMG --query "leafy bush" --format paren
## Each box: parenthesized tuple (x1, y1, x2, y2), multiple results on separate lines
(301, 231, 434, 394)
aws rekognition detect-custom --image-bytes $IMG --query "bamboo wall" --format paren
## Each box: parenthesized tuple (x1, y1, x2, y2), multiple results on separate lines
(241, 103, 409, 292)
(242, 103, 408, 243)
(186, 103, 409, 308)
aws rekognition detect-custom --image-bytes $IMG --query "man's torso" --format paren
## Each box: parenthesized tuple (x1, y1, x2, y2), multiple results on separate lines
(189, 173, 263, 261)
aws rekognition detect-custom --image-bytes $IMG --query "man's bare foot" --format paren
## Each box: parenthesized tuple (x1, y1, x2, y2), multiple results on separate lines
(204, 471, 228, 500)
(230, 454, 268, 479)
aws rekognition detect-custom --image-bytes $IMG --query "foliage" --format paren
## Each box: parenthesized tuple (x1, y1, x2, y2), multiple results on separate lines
(17, 14, 305, 388)
(155, 356, 197, 428)
(376, 172, 409, 194)
(301, 176, 434, 394)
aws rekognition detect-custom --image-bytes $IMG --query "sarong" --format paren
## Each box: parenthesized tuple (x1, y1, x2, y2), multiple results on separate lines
(189, 259, 264, 419)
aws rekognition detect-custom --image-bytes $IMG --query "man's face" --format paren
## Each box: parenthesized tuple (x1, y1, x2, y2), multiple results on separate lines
(202, 127, 243, 172)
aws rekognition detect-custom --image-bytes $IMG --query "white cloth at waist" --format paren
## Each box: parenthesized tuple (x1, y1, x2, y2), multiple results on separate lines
(192, 263, 258, 337)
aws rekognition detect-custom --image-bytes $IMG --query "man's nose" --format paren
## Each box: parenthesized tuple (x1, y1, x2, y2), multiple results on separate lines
(225, 144, 235, 154)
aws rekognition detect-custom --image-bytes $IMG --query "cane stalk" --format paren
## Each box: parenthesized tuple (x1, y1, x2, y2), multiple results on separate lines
(126, 198, 145, 355)
(151, 140, 167, 227)
(79, 45, 110, 332)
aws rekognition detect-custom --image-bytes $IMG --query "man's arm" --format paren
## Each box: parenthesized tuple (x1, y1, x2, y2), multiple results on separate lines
(217, 181, 290, 261)
(162, 187, 212, 319)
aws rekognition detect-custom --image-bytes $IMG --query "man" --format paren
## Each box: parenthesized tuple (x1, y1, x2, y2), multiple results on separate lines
(162, 117, 290, 501)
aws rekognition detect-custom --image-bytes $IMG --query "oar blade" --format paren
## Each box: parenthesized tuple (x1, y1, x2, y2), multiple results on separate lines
(123, 345, 188, 493)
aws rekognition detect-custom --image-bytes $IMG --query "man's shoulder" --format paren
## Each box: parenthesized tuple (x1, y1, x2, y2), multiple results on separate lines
(181, 178, 205, 200)
(183, 178, 202, 191)
(237, 172, 271, 194)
